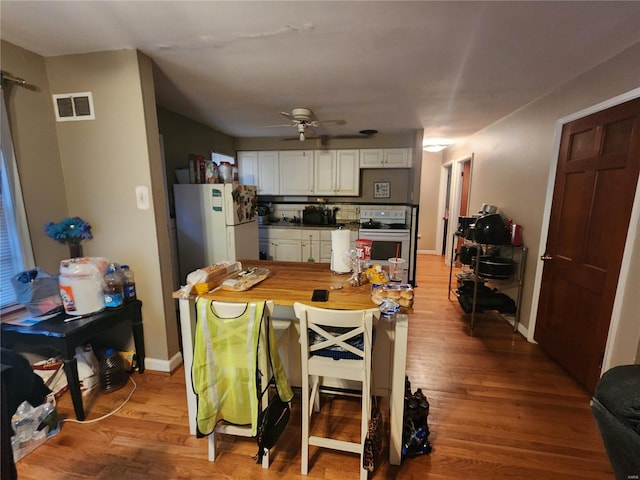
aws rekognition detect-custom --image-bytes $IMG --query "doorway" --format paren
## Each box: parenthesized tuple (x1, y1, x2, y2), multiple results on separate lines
(441, 155, 473, 265)
(534, 96, 640, 393)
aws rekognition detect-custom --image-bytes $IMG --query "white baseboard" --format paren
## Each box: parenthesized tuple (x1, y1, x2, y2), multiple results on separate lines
(143, 351, 183, 373)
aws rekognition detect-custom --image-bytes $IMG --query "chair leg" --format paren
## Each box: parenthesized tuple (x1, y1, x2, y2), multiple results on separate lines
(301, 374, 310, 475)
(359, 393, 370, 480)
(208, 432, 216, 462)
(260, 448, 269, 469)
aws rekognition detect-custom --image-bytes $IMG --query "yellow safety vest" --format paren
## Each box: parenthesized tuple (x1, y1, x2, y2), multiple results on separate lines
(192, 299, 293, 437)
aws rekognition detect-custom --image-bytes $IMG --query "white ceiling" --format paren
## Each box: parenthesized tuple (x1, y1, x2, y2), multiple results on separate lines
(2, 1, 640, 144)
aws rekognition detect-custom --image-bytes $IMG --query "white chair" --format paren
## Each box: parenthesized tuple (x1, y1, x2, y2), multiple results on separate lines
(193, 300, 274, 468)
(293, 302, 379, 480)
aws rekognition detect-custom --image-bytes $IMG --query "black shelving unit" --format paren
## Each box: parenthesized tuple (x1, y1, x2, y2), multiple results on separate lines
(448, 234, 527, 331)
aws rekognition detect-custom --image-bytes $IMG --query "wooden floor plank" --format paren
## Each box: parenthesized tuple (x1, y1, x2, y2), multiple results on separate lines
(13, 254, 613, 479)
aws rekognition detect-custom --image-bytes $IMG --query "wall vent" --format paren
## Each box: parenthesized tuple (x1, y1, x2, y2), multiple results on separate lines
(52, 92, 95, 122)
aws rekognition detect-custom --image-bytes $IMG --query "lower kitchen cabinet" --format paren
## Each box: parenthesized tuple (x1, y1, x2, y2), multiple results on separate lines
(259, 227, 302, 261)
(259, 227, 358, 263)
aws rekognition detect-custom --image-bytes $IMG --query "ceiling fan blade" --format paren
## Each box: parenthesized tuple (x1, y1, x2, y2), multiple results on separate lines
(316, 119, 346, 126)
(279, 111, 292, 119)
(261, 123, 296, 128)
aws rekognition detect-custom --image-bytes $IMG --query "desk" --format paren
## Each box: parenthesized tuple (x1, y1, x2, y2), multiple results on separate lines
(173, 260, 408, 465)
(1, 300, 145, 421)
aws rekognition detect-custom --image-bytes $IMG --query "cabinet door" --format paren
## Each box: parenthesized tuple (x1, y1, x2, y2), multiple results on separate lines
(237, 151, 258, 186)
(313, 150, 337, 195)
(279, 150, 314, 195)
(257, 151, 279, 195)
(301, 240, 321, 263)
(360, 149, 384, 168)
(384, 148, 412, 168)
(335, 149, 360, 195)
(320, 241, 332, 263)
(274, 239, 302, 262)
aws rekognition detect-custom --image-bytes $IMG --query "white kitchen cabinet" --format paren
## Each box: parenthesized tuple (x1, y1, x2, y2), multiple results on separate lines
(238, 151, 279, 194)
(279, 150, 314, 195)
(237, 151, 258, 185)
(274, 239, 302, 262)
(314, 149, 360, 196)
(301, 230, 321, 263)
(360, 148, 412, 168)
(259, 227, 302, 262)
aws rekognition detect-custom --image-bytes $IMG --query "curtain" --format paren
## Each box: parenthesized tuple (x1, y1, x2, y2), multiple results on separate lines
(0, 84, 34, 307)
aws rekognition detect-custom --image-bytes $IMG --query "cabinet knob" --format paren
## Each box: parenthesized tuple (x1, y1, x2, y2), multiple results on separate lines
(540, 254, 553, 261)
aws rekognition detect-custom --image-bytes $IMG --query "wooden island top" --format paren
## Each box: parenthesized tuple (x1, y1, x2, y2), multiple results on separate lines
(174, 259, 379, 310)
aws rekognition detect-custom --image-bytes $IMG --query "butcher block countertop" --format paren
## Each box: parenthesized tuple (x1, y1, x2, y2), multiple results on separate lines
(173, 260, 376, 310)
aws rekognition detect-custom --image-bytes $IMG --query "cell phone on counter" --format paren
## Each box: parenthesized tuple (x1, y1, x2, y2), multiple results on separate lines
(311, 289, 329, 302)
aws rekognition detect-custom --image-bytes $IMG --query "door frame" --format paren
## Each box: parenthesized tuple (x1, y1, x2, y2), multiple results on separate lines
(528, 87, 640, 373)
(439, 154, 473, 266)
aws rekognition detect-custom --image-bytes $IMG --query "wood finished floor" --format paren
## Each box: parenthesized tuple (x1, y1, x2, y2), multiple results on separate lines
(14, 255, 613, 479)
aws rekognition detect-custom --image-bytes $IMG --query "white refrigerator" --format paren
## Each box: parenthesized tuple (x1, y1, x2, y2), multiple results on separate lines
(174, 183, 259, 282)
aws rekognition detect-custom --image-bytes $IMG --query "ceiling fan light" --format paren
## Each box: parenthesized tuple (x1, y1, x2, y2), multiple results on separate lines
(299, 132, 305, 141)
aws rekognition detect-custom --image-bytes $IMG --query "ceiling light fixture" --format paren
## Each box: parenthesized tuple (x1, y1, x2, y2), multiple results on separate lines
(423, 138, 453, 152)
(424, 144, 447, 153)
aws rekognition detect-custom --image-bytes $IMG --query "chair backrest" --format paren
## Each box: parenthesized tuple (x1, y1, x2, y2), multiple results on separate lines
(294, 302, 379, 365)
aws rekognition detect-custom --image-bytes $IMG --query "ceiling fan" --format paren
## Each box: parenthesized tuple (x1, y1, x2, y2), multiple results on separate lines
(263, 107, 346, 141)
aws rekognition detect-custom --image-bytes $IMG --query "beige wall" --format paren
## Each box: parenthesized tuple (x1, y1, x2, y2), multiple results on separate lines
(443, 42, 640, 364)
(417, 150, 443, 252)
(2, 41, 68, 273)
(42, 49, 178, 365)
(2, 42, 180, 368)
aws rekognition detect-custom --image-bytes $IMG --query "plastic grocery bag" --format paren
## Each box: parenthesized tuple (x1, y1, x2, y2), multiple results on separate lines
(11, 268, 63, 316)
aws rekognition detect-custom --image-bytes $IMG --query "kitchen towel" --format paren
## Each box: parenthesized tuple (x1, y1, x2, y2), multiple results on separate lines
(331, 229, 352, 274)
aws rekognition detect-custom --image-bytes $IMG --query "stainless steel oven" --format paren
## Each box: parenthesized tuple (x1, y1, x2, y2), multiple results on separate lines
(359, 209, 411, 283)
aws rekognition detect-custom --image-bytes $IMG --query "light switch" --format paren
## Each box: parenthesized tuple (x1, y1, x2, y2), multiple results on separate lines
(135, 186, 150, 210)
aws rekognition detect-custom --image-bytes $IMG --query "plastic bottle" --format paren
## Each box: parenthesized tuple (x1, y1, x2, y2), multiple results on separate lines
(99, 348, 127, 393)
(103, 267, 124, 309)
(120, 265, 137, 301)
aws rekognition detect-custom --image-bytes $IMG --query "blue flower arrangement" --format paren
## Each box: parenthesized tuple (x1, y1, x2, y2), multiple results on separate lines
(44, 216, 93, 244)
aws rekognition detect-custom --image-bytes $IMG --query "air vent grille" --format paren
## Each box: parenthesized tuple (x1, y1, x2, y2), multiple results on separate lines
(52, 92, 95, 122)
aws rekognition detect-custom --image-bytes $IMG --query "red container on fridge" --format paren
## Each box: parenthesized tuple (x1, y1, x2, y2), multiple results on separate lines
(355, 239, 372, 260)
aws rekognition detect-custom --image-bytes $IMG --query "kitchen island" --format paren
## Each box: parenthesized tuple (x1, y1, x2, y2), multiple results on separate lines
(173, 260, 408, 465)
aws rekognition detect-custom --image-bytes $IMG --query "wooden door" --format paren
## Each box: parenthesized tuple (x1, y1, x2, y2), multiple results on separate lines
(534, 97, 640, 393)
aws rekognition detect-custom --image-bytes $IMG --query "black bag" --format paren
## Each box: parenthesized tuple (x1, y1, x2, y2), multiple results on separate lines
(254, 315, 291, 463)
(255, 391, 290, 463)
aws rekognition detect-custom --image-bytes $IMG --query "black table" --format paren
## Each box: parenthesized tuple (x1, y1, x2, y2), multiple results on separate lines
(1, 300, 144, 421)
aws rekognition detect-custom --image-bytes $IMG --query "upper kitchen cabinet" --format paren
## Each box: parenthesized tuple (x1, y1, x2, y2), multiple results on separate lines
(360, 148, 413, 168)
(279, 150, 314, 195)
(238, 151, 279, 194)
(314, 149, 360, 196)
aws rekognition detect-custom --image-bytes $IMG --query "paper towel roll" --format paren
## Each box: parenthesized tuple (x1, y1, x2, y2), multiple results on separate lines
(331, 229, 352, 274)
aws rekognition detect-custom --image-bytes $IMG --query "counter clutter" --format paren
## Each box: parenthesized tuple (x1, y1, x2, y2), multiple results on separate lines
(179, 258, 414, 314)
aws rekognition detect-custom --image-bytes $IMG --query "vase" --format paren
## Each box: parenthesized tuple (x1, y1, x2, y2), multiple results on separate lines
(68, 242, 83, 258)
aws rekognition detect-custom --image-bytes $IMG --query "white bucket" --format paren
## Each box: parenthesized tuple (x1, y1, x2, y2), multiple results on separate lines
(59, 257, 108, 316)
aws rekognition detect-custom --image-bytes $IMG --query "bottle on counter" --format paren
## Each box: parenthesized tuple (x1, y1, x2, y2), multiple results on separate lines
(120, 265, 137, 301)
(103, 267, 124, 309)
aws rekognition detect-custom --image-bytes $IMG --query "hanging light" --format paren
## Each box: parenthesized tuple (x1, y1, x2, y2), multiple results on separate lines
(298, 123, 306, 141)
